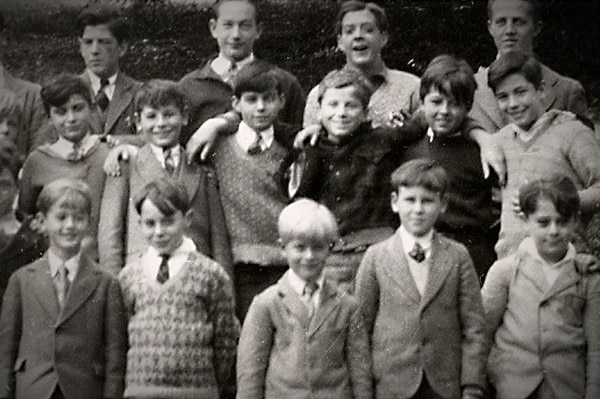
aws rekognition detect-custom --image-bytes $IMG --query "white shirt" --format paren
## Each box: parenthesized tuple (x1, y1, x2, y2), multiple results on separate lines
(49, 134, 99, 160)
(142, 236, 196, 284)
(399, 225, 433, 296)
(520, 236, 576, 287)
(149, 143, 181, 170)
(211, 53, 254, 78)
(86, 69, 117, 101)
(235, 121, 274, 153)
(48, 249, 80, 283)
(287, 268, 324, 311)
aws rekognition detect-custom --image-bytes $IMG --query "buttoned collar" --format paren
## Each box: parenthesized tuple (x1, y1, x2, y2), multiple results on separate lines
(235, 121, 274, 152)
(86, 69, 118, 99)
(211, 53, 255, 77)
(287, 268, 325, 297)
(398, 225, 433, 257)
(48, 248, 80, 281)
(48, 134, 99, 161)
(518, 236, 576, 268)
(149, 143, 181, 168)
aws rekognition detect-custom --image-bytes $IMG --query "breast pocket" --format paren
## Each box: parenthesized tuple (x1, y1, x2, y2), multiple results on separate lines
(554, 292, 585, 327)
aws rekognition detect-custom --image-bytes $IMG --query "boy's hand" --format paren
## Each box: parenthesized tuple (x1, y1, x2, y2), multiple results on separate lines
(293, 124, 322, 149)
(462, 386, 484, 399)
(473, 128, 506, 185)
(186, 118, 227, 162)
(103, 144, 138, 176)
(102, 134, 121, 147)
(511, 191, 525, 220)
(388, 109, 413, 128)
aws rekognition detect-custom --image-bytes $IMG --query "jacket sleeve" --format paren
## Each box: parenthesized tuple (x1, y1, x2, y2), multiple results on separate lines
(566, 81, 589, 120)
(584, 270, 600, 398)
(355, 248, 380, 336)
(22, 90, 47, 154)
(346, 298, 374, 399)
(480, 259, 512, 347)
(567, 127, 600, 216)
(302, 85, 320, 128)
(236, 293, 274, 399)
(0, 273, 23, 398)
(17, 153, 39, 217)
(103, 276, 128, 399)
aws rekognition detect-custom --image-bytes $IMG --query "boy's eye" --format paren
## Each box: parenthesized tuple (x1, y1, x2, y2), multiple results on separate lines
(342, 25, 355, 35)
(72, 103, 87, 112)
(82, 39, 94, 46)
(493, 17, 506, 26)
(240, 21, 254, 30)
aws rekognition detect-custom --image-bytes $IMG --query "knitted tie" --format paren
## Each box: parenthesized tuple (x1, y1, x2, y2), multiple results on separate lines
(223, 62, 238, 85)
(247, 133, 262, 155)
(163, 148, 176, 174)
(156, 254, 170, 284)
(55, 264, 70, 308)
(95, 78, 110, 111)
(302, 281, 319, 317)
(66, 141, 82, 162)
(409, 242, 426, 263)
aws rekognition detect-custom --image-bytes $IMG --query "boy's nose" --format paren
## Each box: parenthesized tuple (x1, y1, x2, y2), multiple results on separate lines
(507, 95, 519, 109)
(230, 24, 241, 38)
(256, 98, 266, 110)
(0, 120, 9, 135)
(439, 102, 449, 114)
(505, 20, 517, 34)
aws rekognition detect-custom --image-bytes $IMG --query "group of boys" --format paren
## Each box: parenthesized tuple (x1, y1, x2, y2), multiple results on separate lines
(0, 0, 599, 398)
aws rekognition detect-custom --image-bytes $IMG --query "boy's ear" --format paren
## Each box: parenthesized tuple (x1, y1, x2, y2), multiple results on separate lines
(118, 40, 128, 59)
(390, 191, 399, 213)
(231, 96, 240, 113)
(184, 210, 194, 227)
(34, 212, 47, 234)
(533, 20, 543, 38)
(278, 93, 286, 109)
(209, 18, 218, 39)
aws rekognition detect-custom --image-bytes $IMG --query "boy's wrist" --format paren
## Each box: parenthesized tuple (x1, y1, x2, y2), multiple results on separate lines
(462, 385, 484, 399)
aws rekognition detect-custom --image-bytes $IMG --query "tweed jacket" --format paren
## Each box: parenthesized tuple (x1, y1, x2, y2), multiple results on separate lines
(482, 242, 600, 399)
(179, 56, 305, 144)
(1, 69, 46, 155)
(355, 231, 487, 399)
(98, 144, 232, 277)
(237, 271, 372, 399)
(0, 253, 127, 399)
(470, 62, 589, 134)
(35, 71, 142, 147)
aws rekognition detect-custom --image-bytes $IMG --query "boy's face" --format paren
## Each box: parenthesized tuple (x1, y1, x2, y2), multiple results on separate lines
(487, 0, 541, 55)
(422, 89, 469, 137)
(494, 72, 543, 130)
(391, 186, 446, 237)
(137, 104, 186, 149)
(526, 197, 576, 263)
(337, 9, 388, 69)
(79, 24, 126, 79)
(139, 199, 188, 256)
(282, 237, 329, 283)
(49, 94, 92, 144)
(39, 200, 90, 259)
(209, 1, 261, 63)
(0, 114, 18, 143)
(232, 90, 283, 132)
(319, 86, 367, 142)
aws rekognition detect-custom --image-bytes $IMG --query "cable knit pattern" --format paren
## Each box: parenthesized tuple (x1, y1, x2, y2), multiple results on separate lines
(118, 251, 239, 399)
(212, 135, 289, 266)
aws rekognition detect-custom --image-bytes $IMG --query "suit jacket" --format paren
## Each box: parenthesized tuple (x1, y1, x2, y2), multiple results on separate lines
(237, 271, 372, 399)
(34, 71, 142, 147)
(355, 231, 486, 399)
(98, 145, 232, 277)
(470, 63, 589, 134)
(1, 69, 46, 155)
(0, 253, 127, 399)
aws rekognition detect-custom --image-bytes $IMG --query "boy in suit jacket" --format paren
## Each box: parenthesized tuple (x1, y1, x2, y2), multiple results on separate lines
(0, 178, 127, 399)
(237, 199, 372, 399)
(355, 159, 487, 399)
(99, 79, 231, 277)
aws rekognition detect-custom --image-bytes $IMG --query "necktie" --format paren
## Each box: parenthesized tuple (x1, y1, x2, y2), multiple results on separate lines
(409, 242, 426, 263)
(302, 281, 319, 317)
(66, 141, 82, 161)
(55, 264, 70, 308)
(223, 62, 238, 85)
(163, 148, 176, 174)
(156, 254, 170, 284)
(95, 79, 110, 111)
(247, 133, 262, 155)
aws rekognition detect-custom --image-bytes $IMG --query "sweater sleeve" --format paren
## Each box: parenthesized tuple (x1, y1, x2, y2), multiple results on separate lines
(567, 128, 600, 216)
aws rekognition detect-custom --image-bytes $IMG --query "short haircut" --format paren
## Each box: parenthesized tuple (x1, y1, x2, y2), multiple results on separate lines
(77, 7, 130, 43)
(488, 51, 542, 93)
(278, 198, 339, 245)
(0, 89, 22, 122)
(335, 1, 388, 36)
(317, 68, 374, 110)
(519, 175, 580, 220)
(232, 61, 282, 98)
(134, 79, 187, 115)
(487, 0, 542, 23)
(37, 178, 93, 217)
(40, 73, 92, 114)
(390, 158, 449, 196)
(420, 54, 477, 109)
(212, 0, 259, 23)
(134, 178, 191, 216)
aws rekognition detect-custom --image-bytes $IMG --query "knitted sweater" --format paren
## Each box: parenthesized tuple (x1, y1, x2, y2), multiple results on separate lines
(211, 132, 291, 266)
(118, 251, 239, 399)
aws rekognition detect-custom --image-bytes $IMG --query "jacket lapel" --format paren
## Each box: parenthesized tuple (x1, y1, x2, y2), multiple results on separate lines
(58, 256, 100, 325)
(29, 256, 60, 319)
(134, 145, 169, 184)
(176, 152, 201, 202)
(307, 280, 339, 337)
(518, 254, 550, 294)
(104, 73, 136, 134)
(382, 233, 421, 304)
(278, 272, 311, 327)
(540, 65, 559, 112)
(473, 67, 505, 130)
(420, 233, 454, 310)
(542, 262, 580, 301)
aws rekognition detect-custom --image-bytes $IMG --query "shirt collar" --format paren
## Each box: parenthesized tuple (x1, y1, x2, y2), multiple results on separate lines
(211, 53, 255, 76)
(48, 248, 80, 280)
(341, 63, 389, 82)
(147, 236, 196, 259)
(518, 236, 577, 268)
(149, 143, 181, 167)
(235, 121, 275, 152)
(48, 134, 99, 160)
(399, 225, 433, 255)
(287, 268, 325, 297)
(86, 69, 118, 95)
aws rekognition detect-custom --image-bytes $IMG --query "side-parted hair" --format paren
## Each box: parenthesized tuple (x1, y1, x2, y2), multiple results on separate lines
(420, 54, 477, 109)
(134, 79, 188, 115)
(232, 61, 282, 98)
(488, 51, 543, 93)
(278, 198, 339, 245)
(77, 7, 130, 44)
(335, 1, 388, 36)
(37, 178, 93, 216)
(0, 89, 22, 121)
(212, 0, 259, 23)
(519, 175, 580, 220)
(317, 68, 374, 110)
(390, 158, 449, 196)
(134, 178, 191, 216)
(40, 73, 92, 115)
(487, 0, 542, 23)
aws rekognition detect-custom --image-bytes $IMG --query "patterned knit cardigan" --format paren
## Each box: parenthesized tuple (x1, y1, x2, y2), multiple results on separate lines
(118, 251, 240, 399)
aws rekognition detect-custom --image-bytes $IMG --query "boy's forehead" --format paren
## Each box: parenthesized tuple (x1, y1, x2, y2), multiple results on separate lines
(398, 185, 442, 198)
(52, 94, 90, 110)
(140, 103, 182, 113)
(490, 0, 535, 20)
(216, 0, 257, 22)
(322, 85, 362, 101)
(81, 24, 118, 40)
